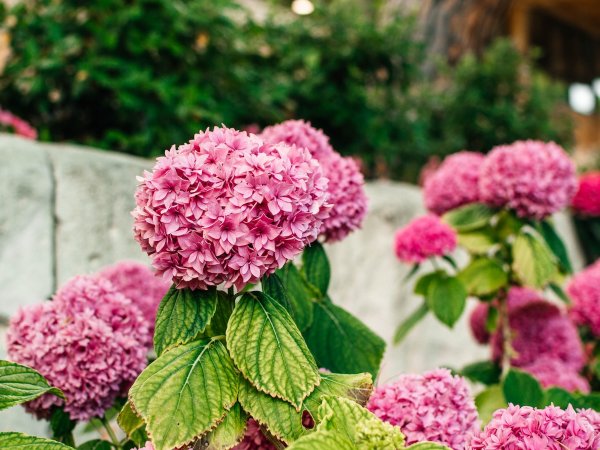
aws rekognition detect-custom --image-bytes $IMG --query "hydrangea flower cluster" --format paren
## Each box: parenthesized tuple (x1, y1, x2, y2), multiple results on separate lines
(0, 107, 37, 139)
(7, 276, 148, 421)
(232, 419, 277, 450)
(97, 260, 169, 336)
(568, 260, 600, 337)
(367, 368, 480, 449)
(521, 356, 590, 393)
(132, 126, 330, 290)
(479, 140, 577, 219)
(394, 215, 457, 263)
(468, 404, 600, 450)
(262, 120, 368, 242)
(423, 151, 485, 215)
(572, 172, 600, 217)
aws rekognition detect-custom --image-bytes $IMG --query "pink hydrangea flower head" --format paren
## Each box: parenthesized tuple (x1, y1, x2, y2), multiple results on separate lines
(522, 356, 590, 393)
(468, 404, 600, 450)
(232, 419, 278, 450)
(479, 140, 576, 219)
(367, 368, 480, 449)
(568, 261, 600, 337)
(262, 120, 367, 242)
(96, 260, 170, 336)
(491, 299, 585, 370)
(424, 151, 485, 215)
(7, 277, 148, 421)
(261, 119, 335, 161)
(394, 214, 457, 263)
(572, 172, 600, 217)
(132, 126, 330, 290)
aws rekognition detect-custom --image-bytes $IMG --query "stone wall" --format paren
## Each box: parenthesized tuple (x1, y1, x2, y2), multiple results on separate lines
(0, 134, 585, 433)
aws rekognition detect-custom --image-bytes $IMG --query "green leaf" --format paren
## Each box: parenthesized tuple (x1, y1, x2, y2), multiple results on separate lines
(426, 275, 467, 327)
(303, 298, 385, 379)
(512, 229, 557, 288)
(50, 408, 76, 444)
(543, 387, 575, 409)
(460, 360, 501, 386)
(274, 263, 315, 331)
(414, 271, 445, 296)
(0, 360, 64, 411)
(402, 264, 421, 283)
(496, 211, 526, 240)
(226, 292, 319, 408)
(537, 220, 573, 274)
(117, 402, 146, 446)
(304, 372, 374, 419)
(457, 228, 496, 254)
(406, 444, 452, 450)
(202, 403, 248, 450)
(548, 282, 570, 304)
(77, 440, 112, 450)
(302, 242, 331, 296)
(457, 258, 508, 296)
(203, 291, 235, 337)
(153, 286, 218, 356)
(475, 385, 507, 424)
(503, 369, 544, 407)
(286, 430, 354, 450)
(393, 302, 428, 344)
(262, 272, 313, 332)
(442, 203, 495, 232)
(574, 392, 600, 410)
(237, 378, 306, 444)
(0, 433, 73, 449)
(129, 339, 239, 450)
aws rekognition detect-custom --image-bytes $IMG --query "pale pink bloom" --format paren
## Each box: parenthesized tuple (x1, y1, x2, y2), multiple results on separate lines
(424, 151, 485, 215)
(572, 172, 600, 217)
(522, 357, 590, 393)
(368, 368, 480, 450)
(568, 261, 600, 337)
(479, 140, 576, 219)
(132, 126, 330, 290)
(394, 214, 457, 263)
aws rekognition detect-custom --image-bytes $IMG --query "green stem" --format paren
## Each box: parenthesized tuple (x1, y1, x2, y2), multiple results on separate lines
(100, 416, 121, 450)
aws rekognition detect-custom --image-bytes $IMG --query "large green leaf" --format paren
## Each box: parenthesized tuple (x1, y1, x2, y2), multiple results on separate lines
(457, 258, 508, 296)
(304, 372, 373, 419)
(414, 271, 445, 296)
(203, 291, 235, 337)
(273, 264, 315, 331)
(227, 292, 319, 408)
(442, 203, 495, 232)
(457, 228, 496, 254)
(50, 408, 76, 445)
(153, 286, 218, 356)
(0, 360, 64, 411)
(512, 229, 557, 288)
(303, 298, 385, 379)
(262, 272, 312, 332)
(543, 387, 575, 409)
(286, 430, 354, 450)
(77, 440, 112, 450)
(203, 403, 248, 450)
(302, 242, 331, 297)
(475, 385, 507, 424)
(537, 220, 573, 274)
(117, 401, 146, 446)
(0, 433, 72, 449)
(503, 369, 544, 407)
(129, 339, 239, 450)
(426, 275, 467, 327)
(237, 378, 306, 444)
(460, 360, 501, 386)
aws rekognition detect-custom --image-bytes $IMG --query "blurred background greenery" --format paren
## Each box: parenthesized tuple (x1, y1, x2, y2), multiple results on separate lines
(0, 0, 575, 181)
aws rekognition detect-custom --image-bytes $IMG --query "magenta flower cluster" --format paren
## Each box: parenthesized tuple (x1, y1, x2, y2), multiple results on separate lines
(232, 419, 277, 450)
(132, 126, 330, 290)
(97, 260, 169, 336)
(262, 120, 368, 242)
(423, 151, 485, 215)
(7, 276, 148, 421)
(468, 404, 600, 450)
(479, 140, 576, 219)
(568, 260, 600, 337)
(523, 356, 590, 394)
(367, 368, 480, 449)
(0, 107, 37, 139)
(394, 215, 457, 263)
(572, 172, 600, 217)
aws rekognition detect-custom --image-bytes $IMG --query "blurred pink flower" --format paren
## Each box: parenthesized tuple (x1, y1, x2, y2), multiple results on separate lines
(522, 356, 590, 393)
(394, 214, 457, 263)
(479, 140, 576, 219)
(132, 126, 330, 290)
(568, 261, 600, 337)
(424, 151, 485, 215)
(469, 404, 600, 450)
(367, 368, 480, 450)
(7, 276, 148, 421)
(0, 107, 37, 139)
(572, 172, 600, 217)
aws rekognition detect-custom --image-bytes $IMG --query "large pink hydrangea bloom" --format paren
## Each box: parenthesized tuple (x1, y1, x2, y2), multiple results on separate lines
(479, 140, 576, 219)
(132, 126, 330, 290)
(468, 404, 600, 450)
(367, 368, 480, 450)
(568, 261, 600, 337)
(394, 214, 457, 263)
(522, 356, 590, 393)
(572, 172, 600, 217)
(423, 151, 485, 215)
(96, 260, 170, 337)
(7, 276, 148, 421)
(262, 120, 368, 242)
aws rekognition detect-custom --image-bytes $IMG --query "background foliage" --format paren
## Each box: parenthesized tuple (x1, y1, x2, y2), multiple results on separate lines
(0, 0, 571, 180)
